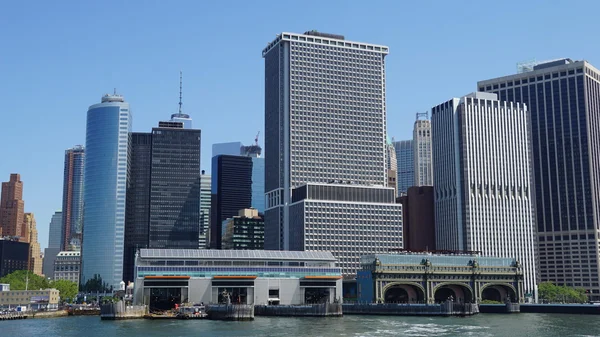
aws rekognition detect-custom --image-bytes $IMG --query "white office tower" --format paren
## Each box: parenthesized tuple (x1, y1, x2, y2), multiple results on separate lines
(413, 113, 433, 186)
(262, 31, 402, 275)
(386, 138, 398, 196)
(431, 92, 537, 297)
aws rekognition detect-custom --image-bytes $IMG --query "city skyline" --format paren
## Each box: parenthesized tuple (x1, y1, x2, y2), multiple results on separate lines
(3, 1, 600, 250)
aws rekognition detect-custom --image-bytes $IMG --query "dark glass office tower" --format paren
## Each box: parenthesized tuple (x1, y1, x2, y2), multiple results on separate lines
(478, 59, 600, 300)
(123, 133, 152, 282)
(210, 155, 252, 248)
(123, 123, 201, 282)
(149, 125, 201, 248)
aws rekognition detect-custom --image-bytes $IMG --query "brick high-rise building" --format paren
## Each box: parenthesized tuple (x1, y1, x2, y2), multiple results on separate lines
(0, 174, 25, 239)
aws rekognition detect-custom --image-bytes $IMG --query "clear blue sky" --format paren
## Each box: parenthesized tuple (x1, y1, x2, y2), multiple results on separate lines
(1, 0, 599, 250)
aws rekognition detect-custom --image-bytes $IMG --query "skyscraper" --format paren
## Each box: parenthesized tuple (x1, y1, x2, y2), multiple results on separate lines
(393, 140, 414, 195)
(478, 59, 600, 299)
(23, 213, 42, 276)
(386, 138, 398, 196)
(61, 145, 85, 250)
(413, 113, 433, 186)
(122, 121, 201, 282)
(82, 92, 131, 290)
(43, 210, 62, 279)
(431, 92, 537, 297)
(199, 171, 211, 248)
(263, 31, 402, 274)
(148, 123, 201, 249)
(0, 174, 24, 239)
(211, 155, 253, 249)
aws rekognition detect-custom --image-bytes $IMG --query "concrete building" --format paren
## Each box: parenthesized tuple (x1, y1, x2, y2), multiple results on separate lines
(393, 140, 414, 195)
(133, 249, 342, 309)
(53, 251, 80, 284)
(23, 213, 42, 276)
(221, 209, 264, 250)
(0, 174, 25, 239)
(357, 252, 524, 304)
(123, 120, 201, 283)
(0, 238, 29, 277)
(43, 211, 62, 278)
(386, 138, 398, 196)
(0, 288, 60, 310)
(398, 186, 435, 251)
(82, 92, 132, 290)
(431, 92, 537, 299)
(478, 59, 600, 299)
(199, 171, 211, 248)
(263, 31, 400, 267)
(61, 145, 85, 250)
(288, 183, 402, 275)
(413, 113, 433, 186)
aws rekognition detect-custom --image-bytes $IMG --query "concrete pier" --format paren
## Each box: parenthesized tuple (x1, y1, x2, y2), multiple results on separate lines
(343, 301, 479, 316)
(100, 301, 147, 320)
(254, 303, 342, 317)
(205, 304, 254, 320)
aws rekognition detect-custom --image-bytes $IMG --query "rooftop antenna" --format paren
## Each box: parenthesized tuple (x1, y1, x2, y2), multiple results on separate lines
(178, 71, 183, 114)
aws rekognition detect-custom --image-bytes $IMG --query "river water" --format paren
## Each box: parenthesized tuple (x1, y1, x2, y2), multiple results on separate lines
(4, 314, 600, 337)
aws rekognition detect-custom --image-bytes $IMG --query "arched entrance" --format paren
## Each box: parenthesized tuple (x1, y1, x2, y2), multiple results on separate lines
(433, 283, 473, 303)
(481, 284, 517, 303)
(383, 283, 425, 303)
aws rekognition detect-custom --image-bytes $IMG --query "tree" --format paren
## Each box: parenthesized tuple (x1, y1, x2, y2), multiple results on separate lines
(538, 282, 587, 303)
(50, 279, 78, 302)
(0, 270, 49, 290)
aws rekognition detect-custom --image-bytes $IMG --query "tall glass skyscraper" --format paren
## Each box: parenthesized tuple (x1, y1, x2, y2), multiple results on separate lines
(393, 140, 414, 195)
(263, 31, 402, 274)
(61, 145, 84, 250)
(199, 172, 211, 248)
(478, 59, 600, 300)
(82, 93, 131, 290)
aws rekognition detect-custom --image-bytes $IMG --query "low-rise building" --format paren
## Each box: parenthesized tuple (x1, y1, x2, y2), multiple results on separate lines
(221, 209, 264, 250)
(54, 251, 80, 284)
(0, 288, 60, 310)
(357, 252, 524, 304)
(133, 249, 342, 310)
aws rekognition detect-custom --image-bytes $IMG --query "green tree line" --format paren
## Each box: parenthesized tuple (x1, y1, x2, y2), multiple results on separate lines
(0, 270, 78, 301)
(538, 282, 588, 303)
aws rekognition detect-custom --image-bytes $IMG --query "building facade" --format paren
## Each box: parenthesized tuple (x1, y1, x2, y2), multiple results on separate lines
(478, 59, 600, 299)
(393, 140, 414, 195)
(288, 183, 403, 275)
(413, 114, 433, 186)
(61, 145, 85, 250)
(211, 155, 253, 248)
(0, 174, 25, 239)
(148, 124, 201, 249)
(123, 122, 201, 283)
(221, 209, 264, 250)
(212, 142, 243, 157)
(358, 253, 524, 304)
(199, 171, 211, 248)
(53, 251, 80, 285)
(399, 186, 435, 251)
(82, 93, 131, 290)
(0, 239, 29, 278)
(133, 249, 342, 309)
(431, 92, 537, 298)
(263, 31, 391, 252)
(23, 213, 42, 276)
(0, 288, 60, 310)
(386, 139, 398, 196)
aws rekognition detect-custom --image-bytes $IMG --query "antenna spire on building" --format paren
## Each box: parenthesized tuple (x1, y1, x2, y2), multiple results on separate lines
(179, 71, 183, 114)
(255, 131, 260, 146)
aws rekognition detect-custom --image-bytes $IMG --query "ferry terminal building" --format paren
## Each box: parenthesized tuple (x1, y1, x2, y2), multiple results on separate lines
(133, 249, 342, 310)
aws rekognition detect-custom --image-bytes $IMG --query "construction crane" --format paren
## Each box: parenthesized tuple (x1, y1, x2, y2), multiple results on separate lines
(255, 131, 260, 146)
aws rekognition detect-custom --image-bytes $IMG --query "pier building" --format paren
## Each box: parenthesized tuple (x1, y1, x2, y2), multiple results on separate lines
(357, 252, 524, 304)
(132, 249, 342, 311)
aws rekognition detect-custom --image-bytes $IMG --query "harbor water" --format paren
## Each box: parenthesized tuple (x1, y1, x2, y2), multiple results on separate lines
(4, 314, 600, 336)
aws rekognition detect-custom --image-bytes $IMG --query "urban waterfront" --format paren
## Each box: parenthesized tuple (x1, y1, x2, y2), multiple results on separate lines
(4, 314, 600, 337)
